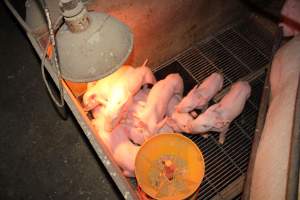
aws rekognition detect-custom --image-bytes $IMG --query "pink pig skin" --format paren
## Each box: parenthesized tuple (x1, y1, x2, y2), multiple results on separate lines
(188, 81, 251, 143)
(165, 95, 194, 133)
(176, 72, 224, 113)
(83, 61, 156, 111)
(83, 61, 156, 131)
(92, 117, 139, 177)
(121, 88, 149, 145)
(121, 86, 183, 145)
(125, 60, 156, 95)
(91, 105, 102, 119)
(99, 63, 156, 130)
(136, 73, 184, 139)
(166, 93, 181, 116)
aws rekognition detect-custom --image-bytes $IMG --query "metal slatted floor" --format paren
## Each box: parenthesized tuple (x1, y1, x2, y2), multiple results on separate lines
(129, 15, 278, 199)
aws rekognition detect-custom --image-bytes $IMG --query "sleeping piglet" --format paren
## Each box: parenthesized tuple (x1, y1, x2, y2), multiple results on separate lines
(83, 61, 156, 131)
(188, 81, 251, 144)
(176, 72, 224, 113)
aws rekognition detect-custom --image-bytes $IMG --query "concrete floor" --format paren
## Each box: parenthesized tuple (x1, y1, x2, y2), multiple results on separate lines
(0, 2, 122, 200)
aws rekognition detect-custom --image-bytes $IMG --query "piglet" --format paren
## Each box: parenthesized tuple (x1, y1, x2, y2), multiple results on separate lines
(83, 60, 156, 131)
(176, 72, 224, 113)
(135, 73, 184, 140)
(188, 81, 251, 144)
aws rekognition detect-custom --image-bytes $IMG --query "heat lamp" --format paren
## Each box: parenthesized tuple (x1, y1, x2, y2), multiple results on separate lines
(4, 0, 133, 107)
(44, 0, 133, 106)
(55, 0, 133, 82)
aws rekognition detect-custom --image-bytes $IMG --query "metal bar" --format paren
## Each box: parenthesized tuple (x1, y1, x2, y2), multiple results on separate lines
(216, 29, 268, 70)
(202, 176, 225, 200)
(233, 122, 253, 140)
(209, 138, 244, 174)
(176, 57, 201, 83)
(213, 67, 266, 103)
(210, 168, 241, 189)
(195, 48, 233, 85)
(232, 29, 269, 60)
(212, 175, 245, 200)
(214, 37, 253, 73)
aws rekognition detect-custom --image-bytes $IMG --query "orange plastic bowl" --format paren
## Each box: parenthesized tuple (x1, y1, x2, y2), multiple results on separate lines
(135, 133, 205, 200)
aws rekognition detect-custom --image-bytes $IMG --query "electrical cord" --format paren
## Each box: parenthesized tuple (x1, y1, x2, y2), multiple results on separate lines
(39, 0, 65, 108)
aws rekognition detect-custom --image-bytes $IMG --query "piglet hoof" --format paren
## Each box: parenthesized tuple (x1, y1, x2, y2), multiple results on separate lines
(202, 134, 209, 138)
(190, 111, 198, 118)
(218, 132, 226, 144)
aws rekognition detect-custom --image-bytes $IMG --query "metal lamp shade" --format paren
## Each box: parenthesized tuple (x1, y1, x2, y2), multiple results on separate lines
(56, 12, 133, 82)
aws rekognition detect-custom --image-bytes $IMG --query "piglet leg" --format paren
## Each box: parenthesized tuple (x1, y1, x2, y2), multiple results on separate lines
(218, 127, 229, 144)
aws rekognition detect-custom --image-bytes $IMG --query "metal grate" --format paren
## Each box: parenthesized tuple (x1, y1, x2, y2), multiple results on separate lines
(129, 15, 278, 199)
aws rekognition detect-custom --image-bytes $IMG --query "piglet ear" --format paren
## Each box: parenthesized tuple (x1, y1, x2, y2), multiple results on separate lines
(190, 111, 198, 118)
(141, 59, 149, 67)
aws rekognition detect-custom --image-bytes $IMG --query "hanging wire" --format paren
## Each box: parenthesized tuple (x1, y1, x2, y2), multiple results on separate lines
(40, 0, 65, 107)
